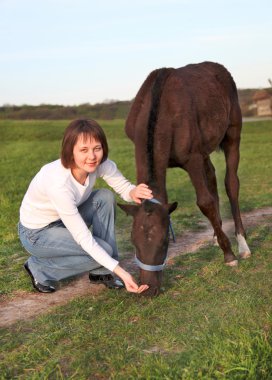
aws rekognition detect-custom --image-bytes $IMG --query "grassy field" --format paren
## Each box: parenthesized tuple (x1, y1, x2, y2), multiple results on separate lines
(0, 119, 272, 379)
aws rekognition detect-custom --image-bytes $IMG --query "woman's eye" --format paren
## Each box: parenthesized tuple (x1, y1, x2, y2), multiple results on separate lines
(94, 147, 102, 152)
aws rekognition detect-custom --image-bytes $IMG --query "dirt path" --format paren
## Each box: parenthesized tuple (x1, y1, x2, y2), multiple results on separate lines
(1, 207, 271, 328)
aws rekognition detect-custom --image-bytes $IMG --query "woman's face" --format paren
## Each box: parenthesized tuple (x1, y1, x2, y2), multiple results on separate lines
(72, 133, 104, 180)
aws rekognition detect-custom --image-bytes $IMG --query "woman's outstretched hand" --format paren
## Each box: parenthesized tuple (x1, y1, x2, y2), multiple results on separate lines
(129, 183, 153, 204)
(113, 265, 149, 293)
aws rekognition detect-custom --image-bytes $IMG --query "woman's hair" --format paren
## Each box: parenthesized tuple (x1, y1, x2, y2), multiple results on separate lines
(61, 119, 109, 168)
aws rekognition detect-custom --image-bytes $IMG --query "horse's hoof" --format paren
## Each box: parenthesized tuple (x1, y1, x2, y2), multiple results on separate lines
(239, 251, 251, 259)
(225, 259, 238, 267)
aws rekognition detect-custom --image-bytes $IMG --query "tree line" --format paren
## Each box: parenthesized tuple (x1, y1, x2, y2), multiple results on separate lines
(0, 101, 132, 120)
(0, 89, 267, 120)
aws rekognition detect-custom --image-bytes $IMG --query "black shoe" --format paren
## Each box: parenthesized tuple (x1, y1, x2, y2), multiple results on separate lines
(24, 263, 56, 293)
(89, 273, 125, 289)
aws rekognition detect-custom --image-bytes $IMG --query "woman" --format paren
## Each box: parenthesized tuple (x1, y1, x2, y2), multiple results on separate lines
(18, 119, 152, 294)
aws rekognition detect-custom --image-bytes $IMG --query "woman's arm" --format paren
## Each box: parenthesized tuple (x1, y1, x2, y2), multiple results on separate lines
(48, 188, 119, 272)
(99, 160, 152, 203)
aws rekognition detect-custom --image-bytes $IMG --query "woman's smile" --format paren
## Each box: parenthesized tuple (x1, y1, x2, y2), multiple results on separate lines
(85, 161, 98, 169)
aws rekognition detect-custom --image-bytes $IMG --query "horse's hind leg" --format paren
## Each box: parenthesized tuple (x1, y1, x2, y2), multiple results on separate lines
(221, 126, 251, 259)
(204, 157, 222, 245)
(185, 154, 238, 266)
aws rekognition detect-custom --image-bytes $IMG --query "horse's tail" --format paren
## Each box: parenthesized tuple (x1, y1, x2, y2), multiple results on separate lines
(147, 68, 173, 184)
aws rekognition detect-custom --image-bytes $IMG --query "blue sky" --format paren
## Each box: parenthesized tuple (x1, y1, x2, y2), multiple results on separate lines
(1, 0, 271, 105)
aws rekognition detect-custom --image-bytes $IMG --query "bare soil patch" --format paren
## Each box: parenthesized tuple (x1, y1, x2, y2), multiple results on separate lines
(1, 207, 271, 328)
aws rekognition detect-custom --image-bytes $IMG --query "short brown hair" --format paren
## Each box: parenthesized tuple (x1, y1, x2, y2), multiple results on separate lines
(61, 119, 109, 168)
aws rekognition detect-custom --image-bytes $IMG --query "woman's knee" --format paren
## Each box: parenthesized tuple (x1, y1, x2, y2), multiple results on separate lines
(94, 189, 116, 212)
(97, 189, 115, 205)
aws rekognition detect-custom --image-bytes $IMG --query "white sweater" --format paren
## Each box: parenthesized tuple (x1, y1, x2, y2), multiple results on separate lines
(20, 159, 135, 272)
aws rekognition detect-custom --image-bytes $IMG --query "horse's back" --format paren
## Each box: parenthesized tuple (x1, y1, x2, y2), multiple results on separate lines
(169, 62, 240, 117)
(162, 62, 241, 154)
(126, 62, 241, 155)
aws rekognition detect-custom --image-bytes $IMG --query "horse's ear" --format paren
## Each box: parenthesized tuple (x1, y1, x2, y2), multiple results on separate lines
(166, 201, 178, 214)
(117, 203, 140, 217)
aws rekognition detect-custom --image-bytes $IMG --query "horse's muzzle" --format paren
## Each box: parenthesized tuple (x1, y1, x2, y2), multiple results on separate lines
(140, 285, 161, 297)
(139, 269, 163, 297)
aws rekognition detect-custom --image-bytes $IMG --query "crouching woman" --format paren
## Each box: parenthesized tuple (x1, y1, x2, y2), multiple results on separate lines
(18, 119, 152, 293)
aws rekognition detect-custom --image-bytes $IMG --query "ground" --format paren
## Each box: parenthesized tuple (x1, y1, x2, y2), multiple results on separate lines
(0, 207, 271, 328)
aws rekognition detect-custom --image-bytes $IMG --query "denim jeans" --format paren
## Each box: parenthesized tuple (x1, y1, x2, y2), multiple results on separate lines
(18, 189, 118, 286)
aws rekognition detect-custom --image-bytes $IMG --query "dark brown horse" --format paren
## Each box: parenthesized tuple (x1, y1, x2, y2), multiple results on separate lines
(119, 62, 251, 296)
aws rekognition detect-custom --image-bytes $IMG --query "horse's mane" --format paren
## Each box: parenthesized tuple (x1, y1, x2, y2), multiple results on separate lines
(147, 68, 172, 185)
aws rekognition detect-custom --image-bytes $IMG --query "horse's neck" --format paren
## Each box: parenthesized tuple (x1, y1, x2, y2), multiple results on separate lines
(133, 123, 168, 202)
(150, 185, 167, 204)
(136, 159, 168, 203)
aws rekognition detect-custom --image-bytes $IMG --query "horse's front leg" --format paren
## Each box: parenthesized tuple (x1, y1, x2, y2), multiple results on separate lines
(185, 155, 238, 266)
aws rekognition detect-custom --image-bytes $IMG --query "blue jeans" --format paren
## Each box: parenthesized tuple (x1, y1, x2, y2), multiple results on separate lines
(18, 189, 118, 286)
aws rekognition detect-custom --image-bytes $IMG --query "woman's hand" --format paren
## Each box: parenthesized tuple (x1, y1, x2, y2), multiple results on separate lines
(113, 265, 149, 293)
(129, 183, 153, 204)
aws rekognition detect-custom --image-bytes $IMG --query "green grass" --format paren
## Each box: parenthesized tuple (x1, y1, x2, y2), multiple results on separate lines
(0, 119, 272, 379)
(1, 222, 272, 379)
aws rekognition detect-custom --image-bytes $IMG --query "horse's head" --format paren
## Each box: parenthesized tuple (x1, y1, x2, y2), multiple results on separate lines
(118, 199, 177, 296)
